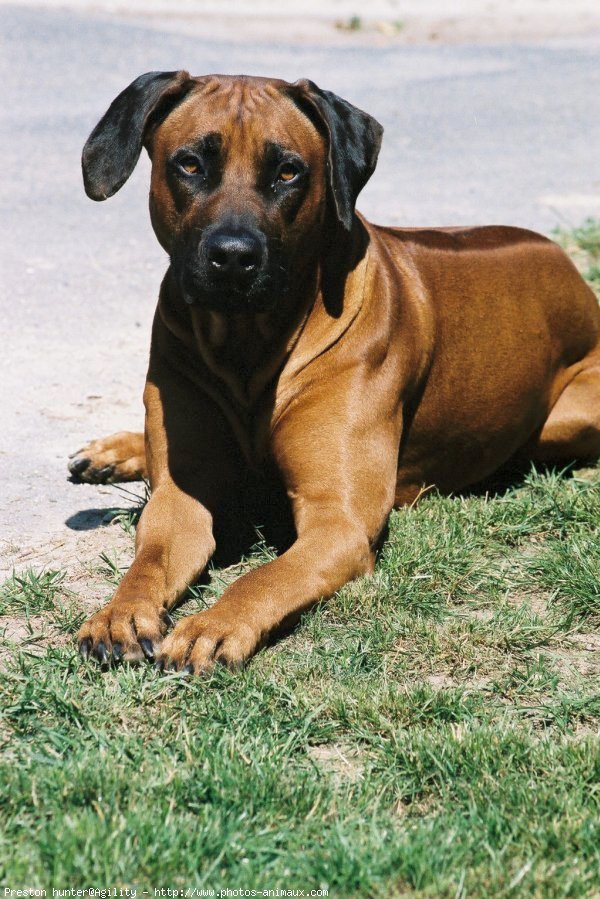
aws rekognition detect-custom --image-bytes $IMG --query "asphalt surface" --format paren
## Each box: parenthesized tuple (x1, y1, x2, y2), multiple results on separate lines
(0, 4, 599, 566)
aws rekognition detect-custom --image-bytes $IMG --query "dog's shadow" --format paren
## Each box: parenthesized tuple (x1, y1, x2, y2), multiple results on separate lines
(65, 508, 119, 531)
(65, 481, 150, 532)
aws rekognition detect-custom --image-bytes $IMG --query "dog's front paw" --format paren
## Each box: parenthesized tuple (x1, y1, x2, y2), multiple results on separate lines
(156, 610, 261, 674)
(68, 431, 146, 483)
(77, 600, 171, 665)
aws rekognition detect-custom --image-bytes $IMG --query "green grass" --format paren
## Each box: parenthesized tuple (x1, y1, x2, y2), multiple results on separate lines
(0, 568, 67, 615)
(337, 15, 363, 31)
(1, 226, 599, 895)
(553, 217, 600, 298)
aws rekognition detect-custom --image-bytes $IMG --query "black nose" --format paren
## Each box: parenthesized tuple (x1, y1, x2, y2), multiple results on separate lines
(203, 229, 265, 280)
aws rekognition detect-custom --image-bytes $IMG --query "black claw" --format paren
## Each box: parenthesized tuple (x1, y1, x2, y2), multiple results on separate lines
(69, 457, 90, 476)
(112, 642, 123, 662)
(163, 611, 175, 628)
(96, 641, 109, 665)
(94, 465, 115, 482)
(139, 638, 155, 660)
(79, 638, 91, 660)
(169, 661, 178, 672)
(154, 659, 165, 672)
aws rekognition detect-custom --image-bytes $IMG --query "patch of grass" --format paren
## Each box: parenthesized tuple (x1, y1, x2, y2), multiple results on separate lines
(568, 218, 600, 258)
(528, 531, 600, 622)
(337, 15, 362, 31)
(0, 568, 65, 615)
(553, 217, 600, 297)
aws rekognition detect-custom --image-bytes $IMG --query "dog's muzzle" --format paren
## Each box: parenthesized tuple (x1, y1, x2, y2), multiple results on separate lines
(176, 224, 276, 311)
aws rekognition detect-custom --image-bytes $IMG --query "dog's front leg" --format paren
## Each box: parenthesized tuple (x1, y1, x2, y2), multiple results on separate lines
(77, 359, 243, 666)
(157, 413, 400, 673)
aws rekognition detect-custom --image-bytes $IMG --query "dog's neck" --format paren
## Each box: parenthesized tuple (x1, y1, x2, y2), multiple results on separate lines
(191, 302, 311, 408)
(159, 265, 318, 409)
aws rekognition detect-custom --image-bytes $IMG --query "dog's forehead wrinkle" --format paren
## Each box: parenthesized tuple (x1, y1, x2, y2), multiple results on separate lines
(198, 78, 221, 96)
(192, 73, 287, 90)
(191, 76, 281, 109)
(170, 81, 321, 158)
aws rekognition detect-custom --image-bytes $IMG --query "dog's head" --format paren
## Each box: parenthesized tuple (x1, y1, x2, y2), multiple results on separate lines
(82, 72, 383, 313)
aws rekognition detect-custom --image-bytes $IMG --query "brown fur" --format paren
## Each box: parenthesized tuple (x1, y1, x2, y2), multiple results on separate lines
(71, 74, 600, 672)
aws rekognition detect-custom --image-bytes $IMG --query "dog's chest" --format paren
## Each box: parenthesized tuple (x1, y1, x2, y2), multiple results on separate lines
(188, 308, 289, 467)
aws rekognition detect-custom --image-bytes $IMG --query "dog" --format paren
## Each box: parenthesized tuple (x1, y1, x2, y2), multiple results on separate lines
(70, 71, 600, 673)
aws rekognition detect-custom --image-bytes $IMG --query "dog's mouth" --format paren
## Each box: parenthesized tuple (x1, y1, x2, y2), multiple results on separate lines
(172, 237, 288, 314)
(180, 267, 281, 312)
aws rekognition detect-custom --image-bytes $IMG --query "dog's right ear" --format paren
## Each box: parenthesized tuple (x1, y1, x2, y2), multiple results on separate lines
(288, 80, 383, 232)
(82, 70, 191, 201)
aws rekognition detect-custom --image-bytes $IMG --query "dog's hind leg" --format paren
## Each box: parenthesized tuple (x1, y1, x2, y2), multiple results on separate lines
(529, 352, 600, 463)
(68, 431, 147, 483)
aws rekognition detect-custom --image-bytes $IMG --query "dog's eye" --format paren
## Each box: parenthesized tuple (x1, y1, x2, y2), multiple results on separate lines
(178, 155, 204, 176)
(277, 163, 300, 184)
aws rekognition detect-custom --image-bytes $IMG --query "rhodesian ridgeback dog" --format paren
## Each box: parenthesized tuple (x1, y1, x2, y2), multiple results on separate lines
(70, 71, 600, 673)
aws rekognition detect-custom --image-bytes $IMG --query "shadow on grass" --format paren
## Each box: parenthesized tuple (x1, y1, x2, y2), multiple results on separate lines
(455, 458, 582, 500)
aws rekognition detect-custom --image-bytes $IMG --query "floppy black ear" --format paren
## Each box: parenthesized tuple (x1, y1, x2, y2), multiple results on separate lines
(82, 70, 191, 201)
(290, 80, 383, 231)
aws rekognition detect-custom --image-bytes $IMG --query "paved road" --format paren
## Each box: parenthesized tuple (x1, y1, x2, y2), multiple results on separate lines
(0, 4, 599, 570)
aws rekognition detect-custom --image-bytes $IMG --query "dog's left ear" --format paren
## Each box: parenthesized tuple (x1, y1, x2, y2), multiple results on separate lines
(82, 70, 192, 201)
(290, 80, 383, 231)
